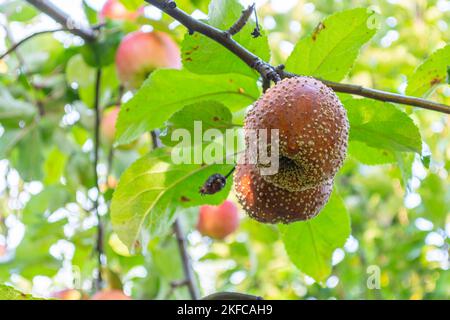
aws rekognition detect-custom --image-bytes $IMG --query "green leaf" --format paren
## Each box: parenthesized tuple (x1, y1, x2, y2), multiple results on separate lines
(345, 98, 422, 154)
(0, 1, 38, 22)
(0, 129, 30, 159)
(43, 147, 68, 185)
(419, 173, 449, 226)
(65, 151, 96, 189)
(119, 0, 143, 10)
(348, 140, 396, 165)
(171, 0, 210, 13)
(19, 33, 64, 74)
(11, 126, 44, 181)
(181, 0, 270, 78)
(23, 185, 73, 222)
(2, 186, 71, 279)
(285, 8, 377, 81)
(66, 54, 119, 108)
(447, 66, 450, 84)
(160, 101, 234, 146)
(111, 148, 233, 249)
(188, 0, 209, 12)
(80, 30, 124, 67)
(0, 284, 43, 300)
(0, 89, 36, 128)
(394, 151, 414, 190)
(83, 0, 99, 25)
(406, 44, 450, 97)
(115, 69, 259, 145)
(279, 191, 350, 283)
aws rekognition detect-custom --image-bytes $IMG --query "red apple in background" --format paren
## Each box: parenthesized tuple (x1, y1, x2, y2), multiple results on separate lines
(100, 175, 118, 193)
(51, 289, 83, 300)
(99, 0, 144, 21)
(100, 106, 120, 145)
(91, 289, 132, 300)
(100, 106, 138, 149)
(0, 244, 6, 257)
(115, 30, 181, 89)
(197, 200, 240, 240)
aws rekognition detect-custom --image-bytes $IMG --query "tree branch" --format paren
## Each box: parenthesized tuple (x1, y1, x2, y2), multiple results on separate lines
(25, 0, 96, 42)
(282, 71, 450, 114)
(144, 0, 450, 114)
(93, 68, 104, 291)
(144, 0, 280, 82)
(172, 220, 200, 300)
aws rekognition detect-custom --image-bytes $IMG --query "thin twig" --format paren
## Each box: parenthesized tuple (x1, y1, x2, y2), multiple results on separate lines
(150, 130, 200, 300)
(150, 130, 162, 149)
(165, 279, 188, 299)
(144, 0, 450, 114)
(106, 148, 115, 181)
(224, 166, 236, 179)
(172, 220, 200, 300)
(93, 68, 104, 291)
(25, 0, 96, 42)
(227, 3, 255, 36)
(0, 28, 66, 60)
(2, 23, 45, 116)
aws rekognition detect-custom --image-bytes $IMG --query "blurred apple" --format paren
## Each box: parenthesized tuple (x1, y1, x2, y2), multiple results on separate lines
(52, 289, 83, 300)
(100, 106, 120, 146)
(197, 200, 240, 240)
(115, 30, 181, 89)
(0, 244, 6, 257)
(100, 175, 118, 193)
(100, 106, 138, 149)
(91, 289, 132, 300)
(99, 0, 143, 21)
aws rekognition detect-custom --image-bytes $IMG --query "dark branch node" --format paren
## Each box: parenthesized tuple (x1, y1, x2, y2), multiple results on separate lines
(163, 0, 177, 9)
(276, 64, 285, 72)
(171, 279, 189, 288)
(253, 59, 281, 83)
(251, 28, 261, 38)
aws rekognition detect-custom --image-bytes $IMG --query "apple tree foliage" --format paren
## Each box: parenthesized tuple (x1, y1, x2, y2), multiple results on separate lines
(0, 0, 448, 299)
